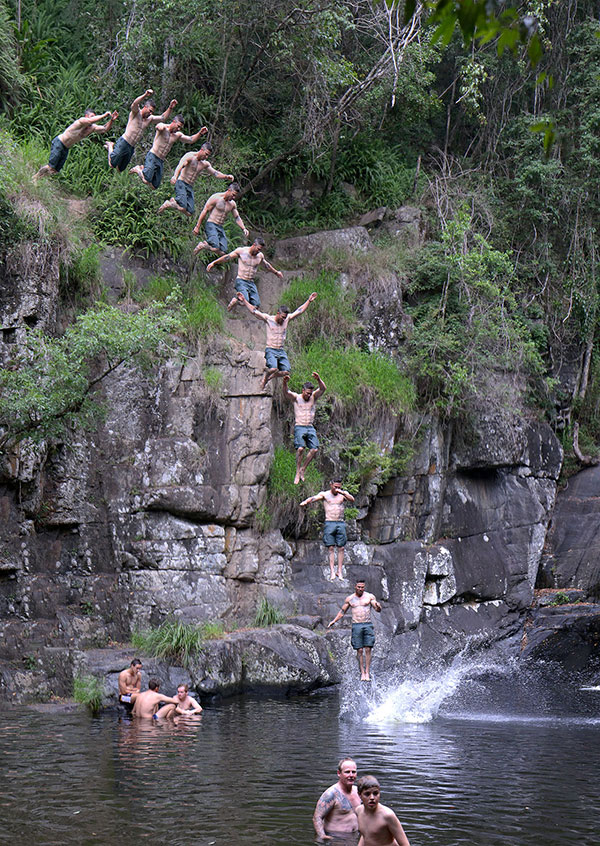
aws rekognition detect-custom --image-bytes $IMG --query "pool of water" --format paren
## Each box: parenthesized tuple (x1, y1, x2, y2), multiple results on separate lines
(1, 669, 599, 845)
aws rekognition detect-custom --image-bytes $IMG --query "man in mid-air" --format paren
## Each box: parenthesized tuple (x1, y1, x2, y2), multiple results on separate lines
(130, 116, 207, 189)
(206, 237, 283, 311)
(283, 372, 326, 484)
(157, 142, 233, 217)
(35, 108, 118, 179)
(327, 578, 382, 681)
(193, 183, 248, 256)
(300, 480, 355, 580)
(105, 87, 177, 172)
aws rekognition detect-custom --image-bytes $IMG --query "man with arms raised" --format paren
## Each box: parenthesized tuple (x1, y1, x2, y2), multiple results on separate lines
(132, 678, 180, 720)
(193, 183, 248, 256)
(35, 107, 118, 179)
(157, 142, 233, 216)
(236, 290, 317, 389)
(283, 372, 326, 484)
(130, 116, 207, 189)
(106, 88, 177, 172)
(118, 658, 142, 705)
(327, 578, 382, 680)
(300, 480, 355, 580)
(206, 238, 284, 311)
(313, 757, 360, 842)
(174, 683, 203, 716)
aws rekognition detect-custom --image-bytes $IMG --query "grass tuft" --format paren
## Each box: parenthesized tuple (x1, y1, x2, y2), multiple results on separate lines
(253, 597, 286, 627)
(132, 618, 219, 666)
(73, 674, 104, 712)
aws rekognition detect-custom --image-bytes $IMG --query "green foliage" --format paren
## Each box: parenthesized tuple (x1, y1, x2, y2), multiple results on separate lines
(253, 597, 286, 627)
(0, 1, 26, 108)
(339, 437, 415, 491)
(268, 445, 324, 506)
(199, 620, 225, 640)
(0, 297, 182, 443)
(136, 273, 224, 339)
(203, 366, 223, 392)
(62, 243, 101, 300)
(280, 272, 357, 342)
(132, 618, 207, 666)
(73, 674, 104, 712)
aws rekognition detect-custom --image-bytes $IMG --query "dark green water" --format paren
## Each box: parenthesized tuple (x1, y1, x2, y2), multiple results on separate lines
(0, 687, 599, 845)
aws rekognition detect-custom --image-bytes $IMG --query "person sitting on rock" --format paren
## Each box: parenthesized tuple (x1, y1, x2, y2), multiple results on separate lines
(206, 238, 284, 311)
(283, 372, 326, 484)
(157, 142, 233, 217)
(118, 658, 143, 705)
(35, 108, 119, 179)
(192, 183, 248, 256)
(235, 290, 317, 389)
(132, 678, 180, 720)
(300, 480, 355, 580)
(105, 88, 177, 172)
(130, 116, 207, 189)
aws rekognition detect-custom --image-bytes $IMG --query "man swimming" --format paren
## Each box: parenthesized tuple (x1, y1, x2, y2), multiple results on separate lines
(118, 658, 142, 705)
(283, 372, 326, 484)
(355, 775, 411, 846)
(132, 678, 180, 720)
(157, 142, 233, 216)
(236, 290, 317, 388)
(300, 480, 355, 579)
(313, 758, 361, 842)
(105, 88, 177, 172)
(174, 684, 203, 716)
(327, 579, 382, 681)
(130, 116, 207, 189)
(192, 183, 248, 256)
(35, 108, 119, 179)
(206, 238, 284, 311)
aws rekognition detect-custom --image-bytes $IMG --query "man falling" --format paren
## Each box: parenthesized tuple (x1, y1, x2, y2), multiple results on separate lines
(206, 238, 283, 311)
(130, 115, 207, 189)
(105, 88, 177, 172)
(157, 142, 233, 217)
(35, 108, 118, 179)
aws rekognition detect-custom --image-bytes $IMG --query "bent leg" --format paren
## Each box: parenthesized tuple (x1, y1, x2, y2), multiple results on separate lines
(300, 447, 317, 480)
(155, 703, 176, 720)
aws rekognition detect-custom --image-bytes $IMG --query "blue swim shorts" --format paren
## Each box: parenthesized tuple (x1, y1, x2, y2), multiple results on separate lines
(110, 135, 135, 171)
(294, 424, 319, 450)
(323, 520, 347, 548)
(174, 178, 195, 214)
(142, 150, 164, 189)
(264, 347, 291, 372)
(205, 220, 228, 252)
(351, 622, 375, 650)
(49, 136, 69, 172)
(235, 277, 260, 307)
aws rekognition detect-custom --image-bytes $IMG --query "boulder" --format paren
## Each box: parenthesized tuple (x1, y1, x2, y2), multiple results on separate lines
(274, 227, 373, 267)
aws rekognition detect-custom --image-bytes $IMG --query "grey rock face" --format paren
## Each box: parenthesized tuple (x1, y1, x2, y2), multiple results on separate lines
(274, 227, 373, 267)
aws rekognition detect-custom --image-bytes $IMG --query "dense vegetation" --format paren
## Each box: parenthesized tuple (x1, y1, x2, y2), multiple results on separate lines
(1, 0, 600, 486)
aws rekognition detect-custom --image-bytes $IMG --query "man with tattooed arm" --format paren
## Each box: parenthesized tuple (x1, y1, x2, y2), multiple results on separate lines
(313, 758, 361, 842)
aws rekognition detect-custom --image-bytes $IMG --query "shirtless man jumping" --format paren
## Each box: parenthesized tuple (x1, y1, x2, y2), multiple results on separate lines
(328, 579, 382, 681)
(236, 290, 317, 388)
(193, 183, 248, 256)
(300, 480, 355, 579)
(313, 758, 361, 842)
(283, 372, 326, 484)
(118, 658, 142, 705)
(157, 142, 233, 217)
(206, 238, 284, 311)
(105, 88, 177, 172)
(35, 108, 118, 179)
(130, 116, 207, 189)
(132, 678, 180, 720)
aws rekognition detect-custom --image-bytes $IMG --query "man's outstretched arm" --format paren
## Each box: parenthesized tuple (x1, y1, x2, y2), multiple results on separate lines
(206, 248, 240, 272)
(313, 370, 326, 400)
(327, 599, 351, 628)
(131, 88, 153, 113)
(288, 291, 317, 320)
(179, 127, 209, 143)
(193, 196, 216, 232)
(151, 98, 178, 124)
(92, 111, 119, 133)
(299, 491, 326, 507)
(204, 163, 235, 181)
(231, 204, 249, 237)
(261, 257, 284, 279)
(281, 374, 296, 402)
(236, 293, 269, 321)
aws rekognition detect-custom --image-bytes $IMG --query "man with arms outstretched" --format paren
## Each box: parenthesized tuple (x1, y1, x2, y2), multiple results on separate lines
(206, 238, 283, 311)
(313, 757, 360, 842)
(328, 579, 381, 681)
(130, 116, 207, 189)
(105, 88, 177, 171)
(157, 142, 233, 216)
(236, 290, 317, 388)
(283, 372, 326, 484)
(193, 183, 248, 256)
(132, 678, 180, 720)
(35, 108, 118, 179)
(300, 480, 355, 579)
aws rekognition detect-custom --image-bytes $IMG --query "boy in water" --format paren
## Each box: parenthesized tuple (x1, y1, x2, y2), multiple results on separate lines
(356, 775, 411, 846)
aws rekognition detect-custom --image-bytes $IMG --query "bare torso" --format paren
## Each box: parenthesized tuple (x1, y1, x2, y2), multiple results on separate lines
(132, 690, 165, 719)
(323, 490, 346, 521)
(236, 248, 263, 280)
(320, 783, 361, 834)
(118, 668, 141, 695)
(207, 194, 237, 225)
(348, 591, 376, 623)
(293, 393, 317, 425)
(356, 804, 409, 846)
(178, 156, 211, 186)
(265, 315, 290, 348)
(123, 110, 154, 146)
(151, 126, 181, 159)
(58, 119, 97, 148)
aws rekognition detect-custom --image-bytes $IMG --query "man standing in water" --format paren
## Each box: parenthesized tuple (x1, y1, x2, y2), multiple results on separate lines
(130, 116, 207, 189)
(283, 373, 326, 484)
(206, 237, 284, 311)
(300, 480, 355, 579)
(174, 684, 203, 716)
(105, 88, 178, 172)
(35, 108, 119, 179)
(192, 183, 248, 255)
(132, 678, 180, 720)
(235, 290, 317, 388)
(355, 775, 411, 846)
(328, 579, 381, 681)
(157, 142, 234, 216)
(313, 758, 360, 841)
(118, 658, 142, 705)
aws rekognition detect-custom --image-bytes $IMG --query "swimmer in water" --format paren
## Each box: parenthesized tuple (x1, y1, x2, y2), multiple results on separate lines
(313, 757, 361, 842)
(174, 683, 203, 716)
(132, 679, 179, 720)
(355, 775, 410, 846)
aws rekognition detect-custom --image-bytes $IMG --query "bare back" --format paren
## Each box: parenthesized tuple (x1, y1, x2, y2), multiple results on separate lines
(59, 118, 98, 148)
(132, 690, 164, 718)
(207, 193, 237, 225)
(151, 125, 181, 159)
